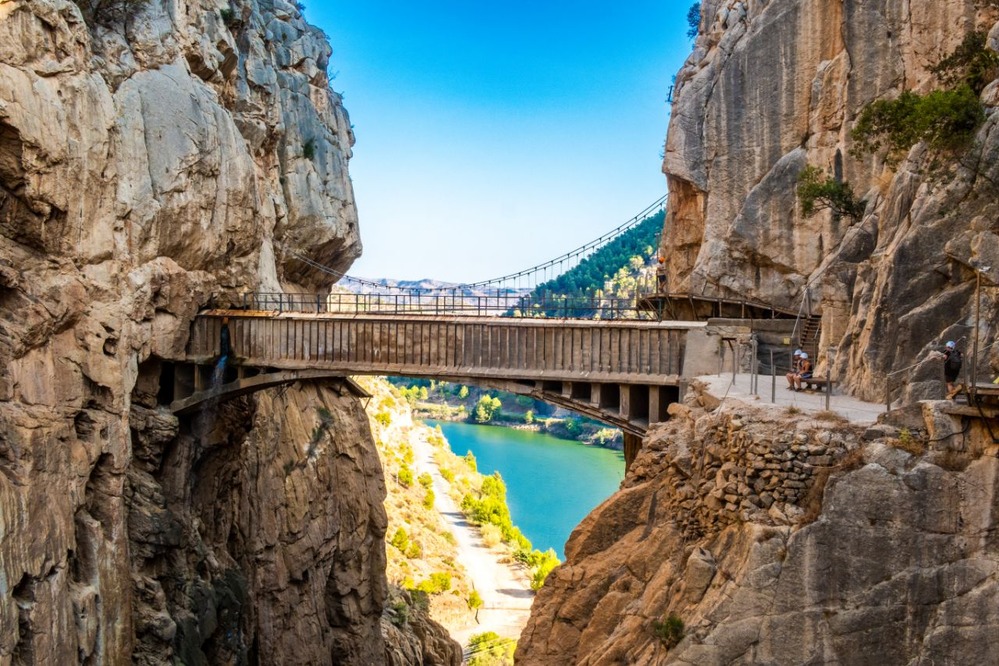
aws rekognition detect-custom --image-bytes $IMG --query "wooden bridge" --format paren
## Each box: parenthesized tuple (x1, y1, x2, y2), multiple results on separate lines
(172, 311, 704, 468)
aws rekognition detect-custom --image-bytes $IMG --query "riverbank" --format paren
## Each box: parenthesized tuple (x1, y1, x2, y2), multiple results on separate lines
(388, 378, 624, 450)
(356, 377, 535, 653)
(409, 426, 534, 645)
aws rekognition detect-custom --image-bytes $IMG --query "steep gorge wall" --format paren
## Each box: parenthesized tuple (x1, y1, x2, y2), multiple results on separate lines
(0, 1, 446, 663)
(662, 0, 999, 400)
(516, 388, 999, 664)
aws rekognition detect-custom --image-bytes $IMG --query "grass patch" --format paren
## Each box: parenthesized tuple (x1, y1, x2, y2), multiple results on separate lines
(799, 447, 866, 525)
(890, 428, 926, 456)
(814, 410, 849, 424)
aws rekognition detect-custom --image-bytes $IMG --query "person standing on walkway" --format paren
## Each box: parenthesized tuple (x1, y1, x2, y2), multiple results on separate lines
(943, 340, 963, 398)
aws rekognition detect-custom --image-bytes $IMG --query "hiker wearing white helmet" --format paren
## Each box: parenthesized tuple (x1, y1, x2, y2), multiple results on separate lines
(786, 349, 803, 389)
(792, 352, 813, 391)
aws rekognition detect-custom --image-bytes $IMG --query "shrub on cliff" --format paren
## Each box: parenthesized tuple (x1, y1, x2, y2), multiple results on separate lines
(930, 31, 999, 95)
(528, 549, 560, 590)
(652, 613, 685, 648)
(397, 465, 414, 487)
(415, 572, 452, 595)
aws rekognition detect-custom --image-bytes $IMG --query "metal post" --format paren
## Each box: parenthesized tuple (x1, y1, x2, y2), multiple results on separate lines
(972, 269, 982, 404)
(825, 372, 831, 411)
(770, 350, 776, 403)
(732, 342, 738, 386)
(885, 379, 891, 413)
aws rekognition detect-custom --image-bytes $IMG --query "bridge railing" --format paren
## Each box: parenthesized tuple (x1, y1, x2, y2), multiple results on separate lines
(237, 291, 654, 319)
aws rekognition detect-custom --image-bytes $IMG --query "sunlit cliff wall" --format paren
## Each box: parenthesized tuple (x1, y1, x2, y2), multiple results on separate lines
(661, 0, 999, 401)
(0, 1, 455, 662)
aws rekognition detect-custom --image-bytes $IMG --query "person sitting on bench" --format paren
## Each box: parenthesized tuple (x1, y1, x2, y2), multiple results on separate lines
(793, 353, 812, 391)
(786, 349, 802, 390)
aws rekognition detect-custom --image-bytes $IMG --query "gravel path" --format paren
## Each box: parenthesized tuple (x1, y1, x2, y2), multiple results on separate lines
(410, 426, 534, 647)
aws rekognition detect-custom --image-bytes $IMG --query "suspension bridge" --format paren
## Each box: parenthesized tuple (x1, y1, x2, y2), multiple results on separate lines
(172, 196, 812, 468)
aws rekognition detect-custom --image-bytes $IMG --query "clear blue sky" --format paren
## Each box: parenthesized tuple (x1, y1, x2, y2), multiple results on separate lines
(310, 1, 694, 283)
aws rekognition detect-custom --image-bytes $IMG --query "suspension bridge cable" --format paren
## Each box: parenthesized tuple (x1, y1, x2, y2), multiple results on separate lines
(460, 194, 667, 289)
(291, 194, 667, 294)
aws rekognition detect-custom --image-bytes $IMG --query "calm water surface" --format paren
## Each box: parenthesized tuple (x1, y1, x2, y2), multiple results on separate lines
(428, 421, 625, 560)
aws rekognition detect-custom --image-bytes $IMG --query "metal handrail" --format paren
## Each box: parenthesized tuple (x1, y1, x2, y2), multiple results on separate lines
(235, 290, 654, 320)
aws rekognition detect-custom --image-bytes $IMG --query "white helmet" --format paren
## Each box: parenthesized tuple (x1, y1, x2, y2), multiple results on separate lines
(800, 353, 808, 359)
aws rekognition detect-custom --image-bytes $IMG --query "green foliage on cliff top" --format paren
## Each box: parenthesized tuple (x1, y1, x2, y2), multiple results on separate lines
(529, 209, 663, 297)
(850, 86, 984, 164)
(851, 33, 992, 165)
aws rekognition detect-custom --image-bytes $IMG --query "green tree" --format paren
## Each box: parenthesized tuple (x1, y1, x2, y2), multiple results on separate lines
(686, 3, 701, 39)
(467, 631, 516, 666)
(467, 632, 516, 666)
(796, 165, 866, 220)
(474, 395, 502, 423)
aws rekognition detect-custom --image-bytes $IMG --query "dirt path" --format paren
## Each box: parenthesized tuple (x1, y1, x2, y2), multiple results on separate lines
(410, 426, 534, 646)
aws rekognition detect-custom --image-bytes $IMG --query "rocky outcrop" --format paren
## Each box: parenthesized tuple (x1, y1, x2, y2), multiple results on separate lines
(516, 388, 999, 665)
(662, 0, 999, 400)
(0, 0, 435, 663)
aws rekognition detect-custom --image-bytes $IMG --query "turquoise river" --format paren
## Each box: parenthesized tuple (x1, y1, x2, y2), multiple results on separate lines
(428, 421, 625, 560)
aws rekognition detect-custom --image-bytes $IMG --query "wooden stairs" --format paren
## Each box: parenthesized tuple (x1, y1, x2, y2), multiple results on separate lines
(799, 315, 822, 362)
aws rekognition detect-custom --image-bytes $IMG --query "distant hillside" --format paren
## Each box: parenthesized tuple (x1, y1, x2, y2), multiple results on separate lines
(530, 210, 663, 296)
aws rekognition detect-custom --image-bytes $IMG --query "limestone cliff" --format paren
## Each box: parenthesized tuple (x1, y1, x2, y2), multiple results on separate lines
(516, 386, 999, 664)
(662, 0, 999, 400)
(0, 0, 439, 663)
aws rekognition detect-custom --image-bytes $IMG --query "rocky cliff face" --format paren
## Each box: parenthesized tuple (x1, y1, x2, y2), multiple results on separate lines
(662, 0, 999, 400)
(0, 1, 436, 663)
(516, 386, 999, 664)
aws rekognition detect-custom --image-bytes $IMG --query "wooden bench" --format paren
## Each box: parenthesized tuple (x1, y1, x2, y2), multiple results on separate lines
(801, 377, 835, 392)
